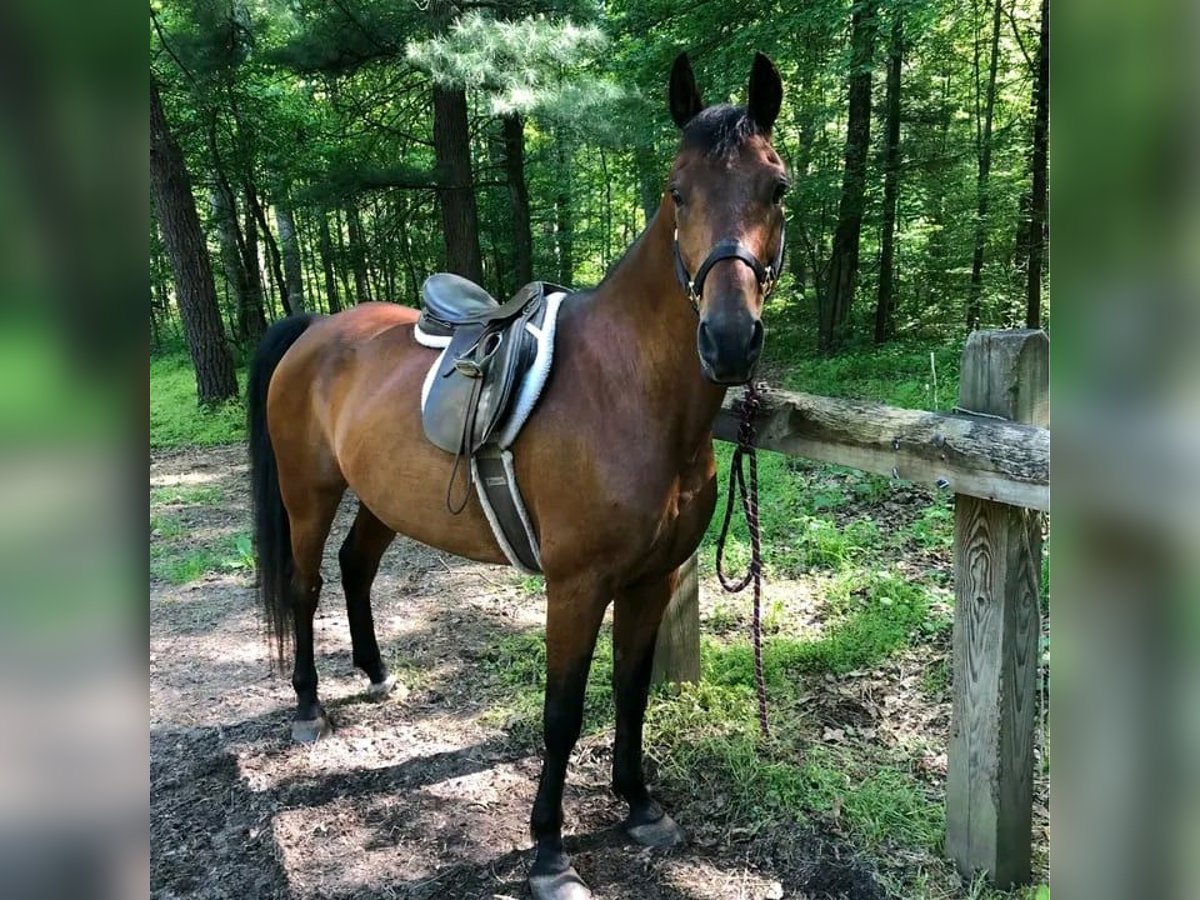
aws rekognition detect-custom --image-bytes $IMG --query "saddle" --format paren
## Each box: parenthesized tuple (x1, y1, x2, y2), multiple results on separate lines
(415, 274, 571, 573)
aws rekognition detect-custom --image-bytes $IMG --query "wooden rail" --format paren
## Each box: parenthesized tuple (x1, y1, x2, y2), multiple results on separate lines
(653, 329, 1049, 889)
(713, 385, 1048, 511)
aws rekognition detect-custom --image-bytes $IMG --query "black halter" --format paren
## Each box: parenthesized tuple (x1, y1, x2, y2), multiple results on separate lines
(673, 223, 786, 314)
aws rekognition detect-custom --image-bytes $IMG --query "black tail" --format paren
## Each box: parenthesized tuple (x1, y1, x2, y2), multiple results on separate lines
(248, 314, 316, 667)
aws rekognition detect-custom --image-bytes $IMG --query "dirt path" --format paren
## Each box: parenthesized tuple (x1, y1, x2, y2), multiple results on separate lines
(152, 446, 892, 900)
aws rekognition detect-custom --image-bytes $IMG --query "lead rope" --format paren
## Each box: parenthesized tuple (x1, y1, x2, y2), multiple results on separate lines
(714, 382, 770, 738)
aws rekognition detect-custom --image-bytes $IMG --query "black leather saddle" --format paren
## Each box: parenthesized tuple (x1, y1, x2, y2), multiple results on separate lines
(419, 275, 568, 502)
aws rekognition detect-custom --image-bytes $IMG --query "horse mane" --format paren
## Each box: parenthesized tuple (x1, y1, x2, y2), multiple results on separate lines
(681, 105, 763, 159)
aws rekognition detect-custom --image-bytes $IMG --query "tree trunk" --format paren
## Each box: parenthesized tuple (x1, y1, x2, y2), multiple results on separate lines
(346, 203, 372, 302)
(821, 0, 877, 354)
(1026, 0, 1049, 329)
(432, 85, 484, 282)
(965, 0, 1004, 332)
(317, 208, 342, 313)
(150, 80, 237, 404)
(634, 144, 660, 226)
(554, 137, 573, 286)
(502, 113, 534, 288)
(333, 206, 354, 302)
(242, 197, 272, 320)
(368, 197, 386, 301)
(209, 184, 266, 345)
(245, 181, 292, 316)
(874, 13, 904, 344)
(275, 201, 306, 313)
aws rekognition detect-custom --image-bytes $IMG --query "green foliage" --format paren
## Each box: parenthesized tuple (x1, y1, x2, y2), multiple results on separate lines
(150, 484, 224, 506)
(151, 0, 1046, 356)
(654, 712, 944, 851)
(903, 497, 955, 551)
(706, 573, 938, 688)
(150, 354, 245, 448)
(407, 13, 611, 116)
(149, 528, 254, 585)
(480, 627, 615, 741)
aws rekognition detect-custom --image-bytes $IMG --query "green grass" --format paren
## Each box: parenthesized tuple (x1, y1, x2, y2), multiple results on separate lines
(764, 319, 962, 411)
(901, 497, 955, 551)
(150, 353, 247, 449)
(705, 573, 944, 688)
(150, 484, 225, 506)
(149, 530, 254, 585)
(480, 627, 616, 742)
(647, 688, 946, 851)
(480, 567, 951, 857)
(150, 512, 186, 539)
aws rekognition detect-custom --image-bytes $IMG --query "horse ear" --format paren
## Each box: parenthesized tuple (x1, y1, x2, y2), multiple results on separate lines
(747, 52, 782, 132)
(669, 53, 705, 129)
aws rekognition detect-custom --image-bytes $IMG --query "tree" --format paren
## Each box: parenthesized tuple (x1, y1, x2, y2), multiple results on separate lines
(503, 113, 534, 287)
(346, 203, 372, 302)
(874, 10, 904, 344)
(150, 78, 238, 404)
(149, 0, 1048, 368)
(965, 0, 1004, 332)
(209, 182, 266, 344)
(821, 0, 878, 353)
(1025, 0, 1048, 328)
(317, 209, 343, 313)
(432, 83, 485, 281)
(275, 201, 307, 312)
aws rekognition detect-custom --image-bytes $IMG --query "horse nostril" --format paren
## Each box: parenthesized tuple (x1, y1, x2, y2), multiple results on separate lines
(697, 321, 719, 362)
(747, 319, 764, 363)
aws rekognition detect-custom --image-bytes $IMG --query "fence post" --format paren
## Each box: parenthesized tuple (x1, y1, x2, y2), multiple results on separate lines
(651, 551, 701, 684)
(946, 329, 1048, 888)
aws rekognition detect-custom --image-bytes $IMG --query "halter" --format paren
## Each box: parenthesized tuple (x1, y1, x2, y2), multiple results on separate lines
(673, 223, 786, 314)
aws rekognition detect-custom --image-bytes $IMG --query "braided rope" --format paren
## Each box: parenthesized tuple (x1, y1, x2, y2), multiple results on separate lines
(714, 382, 770, 738)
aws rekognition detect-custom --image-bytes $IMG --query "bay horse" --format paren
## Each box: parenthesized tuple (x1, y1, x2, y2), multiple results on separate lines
(247, 52, 787, 900)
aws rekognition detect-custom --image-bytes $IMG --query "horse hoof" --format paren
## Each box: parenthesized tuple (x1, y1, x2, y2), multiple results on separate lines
(366, 674, 398, 700)
(291, 713, 332, 744)
(529, 867, 592, 900)
(626, 810, 686, 849)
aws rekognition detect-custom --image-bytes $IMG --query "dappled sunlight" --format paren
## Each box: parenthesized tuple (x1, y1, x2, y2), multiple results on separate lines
(149, 469, 223, 489)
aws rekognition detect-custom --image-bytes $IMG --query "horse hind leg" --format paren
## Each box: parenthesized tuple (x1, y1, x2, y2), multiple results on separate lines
(338, 502, 398, 698)
(283, 483, 343, 744)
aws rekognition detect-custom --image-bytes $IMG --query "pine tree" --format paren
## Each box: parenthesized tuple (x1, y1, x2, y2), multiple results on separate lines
(150, 79, 238, 404)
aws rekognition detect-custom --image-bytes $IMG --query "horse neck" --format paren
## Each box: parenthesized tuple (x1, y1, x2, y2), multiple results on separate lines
(591, 202, 727, 450)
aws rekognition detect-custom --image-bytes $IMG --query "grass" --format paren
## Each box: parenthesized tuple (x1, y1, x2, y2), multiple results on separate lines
(480, 565, 952, 853)
(763, 310, 963, 411)
(150, 484, 225, 506)
(149, 529, 254, 585)
(150, 353, 247, 449)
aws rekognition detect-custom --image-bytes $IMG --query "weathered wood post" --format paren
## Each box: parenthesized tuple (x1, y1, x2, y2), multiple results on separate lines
(946, 329, 1048, 887)
(651, 551, 701, 684)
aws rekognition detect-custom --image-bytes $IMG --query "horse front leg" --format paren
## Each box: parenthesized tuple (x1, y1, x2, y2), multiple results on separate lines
(612, 572, 687, 848)
(528, 575, 609, 900)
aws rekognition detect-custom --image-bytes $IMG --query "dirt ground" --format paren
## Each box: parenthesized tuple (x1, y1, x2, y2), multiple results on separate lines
(149, 446, 1041, 900)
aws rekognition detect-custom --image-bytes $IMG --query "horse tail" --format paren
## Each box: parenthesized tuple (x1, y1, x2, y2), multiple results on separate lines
(247, 314, 316, 667)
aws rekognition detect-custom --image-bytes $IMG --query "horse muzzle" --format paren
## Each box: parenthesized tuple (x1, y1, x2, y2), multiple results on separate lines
(697, 310, 764, 385)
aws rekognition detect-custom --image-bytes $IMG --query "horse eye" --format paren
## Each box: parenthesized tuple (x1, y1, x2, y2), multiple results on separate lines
(772, 182, 789, 205)
(670, 187, 684, 208)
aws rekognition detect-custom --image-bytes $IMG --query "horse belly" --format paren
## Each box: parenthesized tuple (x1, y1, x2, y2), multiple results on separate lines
(329, 329, 511, 568)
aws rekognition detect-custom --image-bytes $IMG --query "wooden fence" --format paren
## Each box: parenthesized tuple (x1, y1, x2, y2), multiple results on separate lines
(652, 329, 1049, 888)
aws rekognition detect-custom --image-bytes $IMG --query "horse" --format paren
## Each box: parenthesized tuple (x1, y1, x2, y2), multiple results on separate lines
(246, 51, 788, 900)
